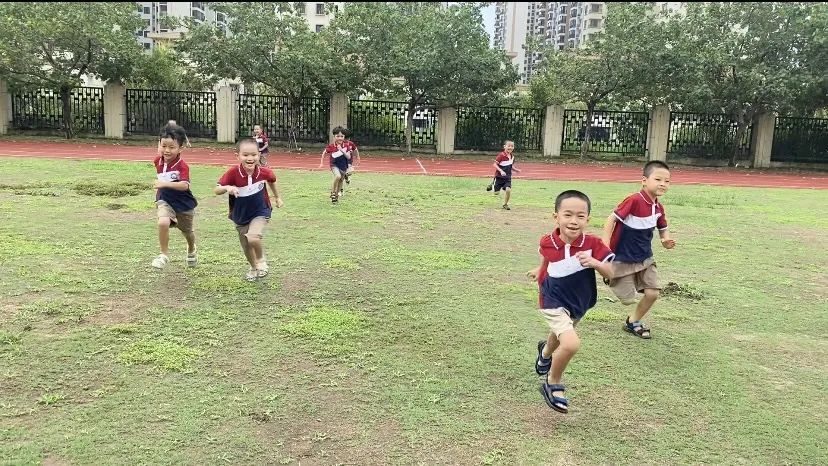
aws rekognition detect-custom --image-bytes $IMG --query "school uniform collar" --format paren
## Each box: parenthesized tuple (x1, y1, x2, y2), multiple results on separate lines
(158, 155, 181, 169)
(550, 228, 586, 249)
(237, 164, 260, 179)
(638, 189, 659, 205)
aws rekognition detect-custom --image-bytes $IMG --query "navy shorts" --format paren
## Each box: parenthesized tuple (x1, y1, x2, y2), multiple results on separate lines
(494, 177, 511, 192)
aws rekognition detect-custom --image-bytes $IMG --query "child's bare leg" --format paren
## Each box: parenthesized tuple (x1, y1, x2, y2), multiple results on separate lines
(247, 236, 264, 266)
(546, 330, 581, 395)
(157, 217, 171, 255)
(630, 288, 659, 322)
(182, 230, 196, 254)
(503, 187, 511, 205)
(542, 332, 560, 360)
(238, 232, 257, 268)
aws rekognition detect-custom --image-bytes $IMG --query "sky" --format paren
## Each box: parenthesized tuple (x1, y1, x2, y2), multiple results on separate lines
(482, 3, 496, 46)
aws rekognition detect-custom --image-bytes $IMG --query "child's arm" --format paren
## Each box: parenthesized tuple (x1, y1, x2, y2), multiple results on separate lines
(154, 180, 191, 191)
(267, 180, 284, 208)
(319, 149, 327, 168)
(659, 229, 676, 249)
(185, 136, 192, 148)
(492, 162, 506, 177)
(576, 252, 614, 280)
(602, 214, 617, 246)
(353, 147, 361, 166)
(526, 260, 543, 281)
(214, 184, 239, 196)
(513, 166, 522, 173)
(260, 139, 269, 153)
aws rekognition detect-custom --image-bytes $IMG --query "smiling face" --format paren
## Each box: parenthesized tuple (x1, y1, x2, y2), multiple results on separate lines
(253, 125, 262, 136)
(503, 141, 515, 154)
(554, 196, 591, 244)
(237, 140, 260, 171)
(643, 167, 671, 198)
(159, 137, 182, 164)
(333, 131, 345, 145)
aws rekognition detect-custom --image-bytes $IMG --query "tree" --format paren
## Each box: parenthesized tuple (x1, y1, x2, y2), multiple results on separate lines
(127, 46, 213, 91)
(529, 3, 669, 158)
(177, 2, 361, 140)
(0, 3, 143, 138)
(328, 2, 518, 153)
(664, 2, 821, 166)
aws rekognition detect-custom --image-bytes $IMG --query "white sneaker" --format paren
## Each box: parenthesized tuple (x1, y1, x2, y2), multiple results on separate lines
(151, 254, 169, 269)
(186, 251, 198, 267)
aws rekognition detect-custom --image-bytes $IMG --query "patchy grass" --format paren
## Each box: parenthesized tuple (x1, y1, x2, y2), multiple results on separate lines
(0, 157, 826, 465)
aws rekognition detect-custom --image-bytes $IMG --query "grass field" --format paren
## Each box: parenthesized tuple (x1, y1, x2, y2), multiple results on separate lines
(1, 157, 826, 465)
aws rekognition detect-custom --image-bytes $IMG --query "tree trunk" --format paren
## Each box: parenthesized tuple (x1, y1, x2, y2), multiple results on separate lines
(580, 102, 596, 160)
(60, 86, 74, 139)
(405, 100, 415, 155)
(729, 109, 748, 167)
(289, 96, 301, 149)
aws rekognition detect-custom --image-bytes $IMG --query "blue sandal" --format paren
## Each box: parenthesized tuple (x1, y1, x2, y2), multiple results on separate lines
(624, 317, 652, 339)
(535, 340, 551, 375)
(539, 383, 569, 414)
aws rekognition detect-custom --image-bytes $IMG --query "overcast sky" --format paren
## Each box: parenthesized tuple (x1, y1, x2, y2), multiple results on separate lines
(482, 3, 496, 46)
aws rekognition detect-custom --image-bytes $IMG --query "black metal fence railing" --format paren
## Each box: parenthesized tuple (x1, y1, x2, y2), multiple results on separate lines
(455, 106, 544, 152)
(561, 110, 649, 155)
(237, 94, 330, 142)
(348, 100, 437, 147)
(667, 112, 752, 161)
(125, 89, 216, 138)
(771, 117, 828, 164)
(11, 87, 104, 134)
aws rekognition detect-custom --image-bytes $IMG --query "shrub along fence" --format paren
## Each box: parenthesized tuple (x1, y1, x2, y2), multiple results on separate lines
(667, 112, 752, 162)
(347, 99, 437, 148)
(561, 109, 649, 157)
(454, 106, 543, 152)
(11, 87, 104, 135)
(125, 89, 217, 138)
(237, 94, 329, 142)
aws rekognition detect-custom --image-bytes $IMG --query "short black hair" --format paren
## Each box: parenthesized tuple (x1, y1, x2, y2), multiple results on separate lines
(159, 123, 187, 147)
(236, 137, 259, 151)
(555, 190, 592, 214)
(643, 161, 670, 177)
(332, 126, 347, 136)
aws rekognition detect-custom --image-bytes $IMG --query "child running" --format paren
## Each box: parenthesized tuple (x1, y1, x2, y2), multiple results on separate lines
(529, 190, 615, 413)
(253, 124, 270, 167)
(602, 161, 675, 339)
(151, 123, 198, 269)
(318, 126, 352, 204)
(215, 138, 284, 281)
(486, 140, 521, 210)
(339, 128, 361, 197)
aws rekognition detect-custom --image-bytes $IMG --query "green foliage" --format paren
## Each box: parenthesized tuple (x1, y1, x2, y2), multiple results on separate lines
(0, 3, 144, 138)
(126, 46, 213, 91)
(329, 2, 518, 152)
(177, 2, 360, 102)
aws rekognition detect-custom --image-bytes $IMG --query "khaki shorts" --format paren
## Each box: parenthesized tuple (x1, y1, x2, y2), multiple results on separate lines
(156, 200, 194, 233)
(538, 307, 580, 337)
(235, 216, 269, 240)
(608, 258, 660, 304)
(331, 166, 343, 177)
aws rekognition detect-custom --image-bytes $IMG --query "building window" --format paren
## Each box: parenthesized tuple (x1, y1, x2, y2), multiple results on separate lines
(143, 6, 150, 14)
(192, 10, 205, 22)
(315, 3, 325, 15)
(315, 24, 324, 32)
(159, 4, 167, 16)
(588, 19, 601, 28)
(590, 4, 602, 14)
(217, 12, 226, 23)
(192, 2, 204, 9)
(295, 2, 306, 14)
(144, 43, 151, 50)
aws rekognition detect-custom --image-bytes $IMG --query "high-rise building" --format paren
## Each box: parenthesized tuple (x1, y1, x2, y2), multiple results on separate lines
(494, 2, 682, 84)
(136, 2, 228, 51)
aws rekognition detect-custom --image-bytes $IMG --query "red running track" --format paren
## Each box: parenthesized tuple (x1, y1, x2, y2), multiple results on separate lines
(1, 139, 826, 189)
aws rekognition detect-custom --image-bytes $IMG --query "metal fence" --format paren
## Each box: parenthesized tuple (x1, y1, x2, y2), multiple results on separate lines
(11, 87, 104, 134)
(237, 94, 329, 142)
(667, 112, 752, 161)
(125, 89, 216, 138)
(771, 117, 828, 164)
(561, 110, 649, 155)
(348, 99, 437, 147)
(455, 106, 544, 152)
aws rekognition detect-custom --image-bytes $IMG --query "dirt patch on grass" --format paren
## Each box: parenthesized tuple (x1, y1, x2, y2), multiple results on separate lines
(86, 294, 147, 326)
(661, 282, 705, 301)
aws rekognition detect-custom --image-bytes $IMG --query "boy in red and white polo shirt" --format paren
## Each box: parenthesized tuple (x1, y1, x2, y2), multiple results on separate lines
(528, 190, 615, 414)
(152, 123, 198, 270)
(486, 140, 521, 210)
(215, 138, 284, 281)
(602, 161, 676, 339)
(318, 126, 352, 204)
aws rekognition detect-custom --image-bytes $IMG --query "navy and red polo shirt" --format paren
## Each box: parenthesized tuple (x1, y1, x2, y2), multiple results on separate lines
(255, 131, 269, 154)
(325, 143, 351, 172)
(217, 164, 277, 225)
(154, 155, 197, 212)
(609, 190, 668, 263)
(537, 230, 615, 319)
(345, 140, 358, 166)
(493, 151, 514, 179)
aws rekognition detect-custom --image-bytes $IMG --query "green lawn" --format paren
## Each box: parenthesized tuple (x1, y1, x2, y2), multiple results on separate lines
(1, 157, 826, 465)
